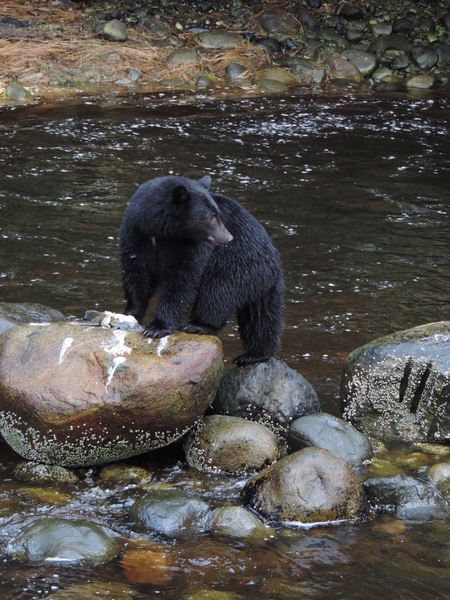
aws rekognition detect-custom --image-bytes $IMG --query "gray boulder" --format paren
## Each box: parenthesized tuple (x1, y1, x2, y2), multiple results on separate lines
(103, 19, 127, 42)
(213, 358, 320, 435)
(363, 474, 446, 516)
(241, 447, 366, 524)
(341, 322, 450, 443)
(0, 302, 65, 335)
(287, 413, 373, 467)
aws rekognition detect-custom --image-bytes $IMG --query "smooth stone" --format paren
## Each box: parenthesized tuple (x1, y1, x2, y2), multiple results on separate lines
(371, 67, 393, 81)
(262, 68, 299, 86)
(293, 6, 315, 28)
(287, 413, 373, 467)
(126, 68, 142, 82)
(184, 415, 279, 474)
(258, 10, 299, 37)
(97, 463, 152, 485)
(283, 58, 325, 83)
(5, 82, 32, 102)
(166, 48, 198, 66)
(347, 30, 362, 42)
(254, 37, 282, 55)
(338, 4, 362, 20)
(8, 518, 118, 564)
(225, 62, 246, 82)
(195, 31, 243, 49)
(430, 41, 450, 66)
(363, 474, 446, 516)
(196, 74, 215, 89)
(341, 322, 450, 443)
(391, 54, 410, 70)
(321, 28, 349, 50)
(0, 302, 65, 334)
(417, 17, 435, 33)
(371, 34, 412, 54)
(103, 19, 127, 42)
(241, 447, 366, 524)
(414, 49, 439, 70)
(0, 324, 223, 466)
(392, 18, 413, 33)
(213, 358, 320, 435)
(371, 23, 393, 36)
(428, 462, 450, 493)
(13, 462, 78, 484)
(442, 13, 450, 29)
(130, 489, 210, 539)
(254, 78, 287, 92)
(343, 49, 377, 76)
(407, 75, 434, 89)
(327, 56, 362, 81)
(209, 506, 275, 541)
(145, 17, 172, 37)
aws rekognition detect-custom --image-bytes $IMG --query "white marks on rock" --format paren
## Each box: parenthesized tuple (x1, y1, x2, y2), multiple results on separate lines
(101, 330, 132, 357)
(105, 356, 126, 390)
(157, 336, 170, 357)
(58, 337, 74, 364)
(101, 330, 132, 391)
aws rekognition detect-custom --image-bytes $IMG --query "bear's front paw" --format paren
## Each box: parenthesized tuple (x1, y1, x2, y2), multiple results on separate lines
(233, 353, 271, 367)
(182, 322, 220, 335)
(142, 320, 173, 339)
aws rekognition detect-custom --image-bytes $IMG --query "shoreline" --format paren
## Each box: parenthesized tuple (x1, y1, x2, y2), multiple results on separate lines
(1, 0, 450, 104)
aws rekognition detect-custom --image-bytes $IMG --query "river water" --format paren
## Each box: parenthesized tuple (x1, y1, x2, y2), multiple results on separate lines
(1, 88, 450, 598)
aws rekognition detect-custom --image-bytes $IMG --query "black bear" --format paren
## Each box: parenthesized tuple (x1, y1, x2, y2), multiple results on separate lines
(119, 175, 284, 366)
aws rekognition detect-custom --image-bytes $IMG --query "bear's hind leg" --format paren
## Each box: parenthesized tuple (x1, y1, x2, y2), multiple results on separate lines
(234, 286, 283, 366)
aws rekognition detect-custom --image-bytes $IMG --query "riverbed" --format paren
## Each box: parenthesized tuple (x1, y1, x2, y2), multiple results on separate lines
(1, 88, 450, 598)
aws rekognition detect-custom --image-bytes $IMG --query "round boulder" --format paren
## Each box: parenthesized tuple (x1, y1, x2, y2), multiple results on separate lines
(184, 415, 279, 474)
(103, 19, 128, 42)
(130, 489, 210, 539)
(8, 518, 118, 564)
(213, 358, 320, 435)
(195, 31, 243, 49)
(209, 506, 275, 541)
(241, 447, 366, 524)
(287, 413, 373, 467)
(0, 323, 223, 466)
(0, 301, 65, 335)
(258, 10, 299, 37)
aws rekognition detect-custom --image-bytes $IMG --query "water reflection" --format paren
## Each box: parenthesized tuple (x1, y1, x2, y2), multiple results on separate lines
(0, 90, 450, 597)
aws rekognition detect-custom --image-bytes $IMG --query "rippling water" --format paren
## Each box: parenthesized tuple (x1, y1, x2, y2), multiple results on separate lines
(1, 89, 450, 598)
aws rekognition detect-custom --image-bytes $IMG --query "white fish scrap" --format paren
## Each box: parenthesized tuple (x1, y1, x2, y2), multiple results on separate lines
(58, 337, 74, 364)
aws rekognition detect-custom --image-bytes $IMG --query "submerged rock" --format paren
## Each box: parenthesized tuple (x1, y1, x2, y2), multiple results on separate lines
(241, 447, 366, 524)
(428, 461, 450, 494)
(209, 506, 274, 541)
(8, 518, 118, 564)
(213, 358, 320, 435)
(130, 489, 210, 539)
(341, 322, 450, 443)
(287, 413, 373, 467)
(363, 474, 446, 516)
(184, 414, 279, 474)
(0, 323, 222, 466)
(13, 462, 78, 484)
(48, 582, 142, 599)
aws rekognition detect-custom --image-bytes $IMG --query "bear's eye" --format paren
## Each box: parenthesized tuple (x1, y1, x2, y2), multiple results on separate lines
(208, 214, 217, 223)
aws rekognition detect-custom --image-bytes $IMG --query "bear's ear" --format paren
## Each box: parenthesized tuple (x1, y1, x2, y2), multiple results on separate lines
(198, 175, 211, 190)
(172, 185, 190, 206)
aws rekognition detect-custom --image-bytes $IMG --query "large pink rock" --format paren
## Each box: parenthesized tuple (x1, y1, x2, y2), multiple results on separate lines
(0, 323, 223, 467)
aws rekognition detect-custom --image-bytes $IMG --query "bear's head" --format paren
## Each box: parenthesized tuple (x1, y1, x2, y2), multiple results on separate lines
(170, 176, 233, 247)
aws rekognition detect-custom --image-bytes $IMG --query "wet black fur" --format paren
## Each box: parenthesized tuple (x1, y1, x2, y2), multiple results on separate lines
(119, 175, 284, 366)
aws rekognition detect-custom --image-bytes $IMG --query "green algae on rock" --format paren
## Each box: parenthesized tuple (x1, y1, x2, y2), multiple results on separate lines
(0, 323, 223, 467)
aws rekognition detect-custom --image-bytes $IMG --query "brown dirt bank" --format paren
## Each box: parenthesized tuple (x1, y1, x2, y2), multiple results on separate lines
(1, 0, 450, 102)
